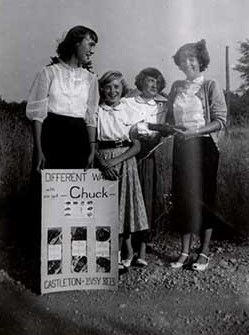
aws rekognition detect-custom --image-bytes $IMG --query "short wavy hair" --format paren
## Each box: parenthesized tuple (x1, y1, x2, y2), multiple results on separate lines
(98, 71, 129, 101)
(56, 25, 98, 61)
(173, 39, 210, 72)
(135, 67, 166, 93)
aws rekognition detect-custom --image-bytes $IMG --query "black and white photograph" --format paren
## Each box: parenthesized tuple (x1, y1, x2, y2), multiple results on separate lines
(0, 0, 249, 334)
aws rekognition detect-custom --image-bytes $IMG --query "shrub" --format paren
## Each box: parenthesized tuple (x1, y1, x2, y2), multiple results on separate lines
(217, 126, 249, 233)
(0, 102, 33, 201)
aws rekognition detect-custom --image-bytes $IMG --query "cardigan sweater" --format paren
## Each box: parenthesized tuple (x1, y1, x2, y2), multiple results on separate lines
(167, 79, 227, 147)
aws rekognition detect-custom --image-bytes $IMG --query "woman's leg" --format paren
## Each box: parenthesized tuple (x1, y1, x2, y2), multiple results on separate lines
(138, 241, 146, 260)
(124, 234, 133, 260)
(118, 234, 123, 261)
(119, 234, 123, 251)
(193, 138, 218, 268)
(178, 233, 192, 262)
(118, 234, 125, 270)
(196, 227, 212, 263)
(171, 233, 192, 267)
(191, 228, 211, 271)
(122, 233, 133, 267)
(137, 229, 148, 260)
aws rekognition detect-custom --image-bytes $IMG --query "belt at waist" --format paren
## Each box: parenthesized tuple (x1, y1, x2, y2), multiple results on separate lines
(46, 112, 85, 121)
(98, 140, 132, 149)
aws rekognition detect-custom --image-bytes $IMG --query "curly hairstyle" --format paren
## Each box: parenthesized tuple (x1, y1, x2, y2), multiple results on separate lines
(56, 25, 98, 62)
(135, 67, 166, 93)
(173, 39, 210, 72)
(98, 71, 129, 103)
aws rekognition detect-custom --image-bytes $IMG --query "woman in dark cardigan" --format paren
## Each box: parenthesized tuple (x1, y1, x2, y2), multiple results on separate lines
(151, 40, 227, 271)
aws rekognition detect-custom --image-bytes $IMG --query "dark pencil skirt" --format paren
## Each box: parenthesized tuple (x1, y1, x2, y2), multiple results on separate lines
(41, 113, 91, 169)
(136, 137, 159, 231)
(137, 154, 156, 229)
(171, 136, 219, 234)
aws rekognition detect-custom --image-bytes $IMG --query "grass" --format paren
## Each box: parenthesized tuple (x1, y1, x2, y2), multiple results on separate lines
(217, 126, 249, 234)
(0, 106, 33, 204)
(0, 105, 248, 235)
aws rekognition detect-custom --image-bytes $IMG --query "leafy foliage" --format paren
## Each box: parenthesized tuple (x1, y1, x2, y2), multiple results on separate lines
(234, 39, 249, 92)
(228, 91, 249, 125)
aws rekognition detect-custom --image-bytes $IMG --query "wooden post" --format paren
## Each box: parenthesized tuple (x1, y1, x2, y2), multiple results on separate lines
(225, 46, 231, 129)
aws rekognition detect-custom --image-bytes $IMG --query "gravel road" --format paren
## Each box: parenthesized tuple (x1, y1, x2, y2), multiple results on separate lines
(0, 231, 248, 335)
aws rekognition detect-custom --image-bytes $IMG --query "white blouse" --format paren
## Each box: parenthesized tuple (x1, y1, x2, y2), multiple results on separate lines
(97, 100, 132, 141)
(124, 95, 167, 136)
(26, 60, 99, 127)
(173, 75, 206, 131)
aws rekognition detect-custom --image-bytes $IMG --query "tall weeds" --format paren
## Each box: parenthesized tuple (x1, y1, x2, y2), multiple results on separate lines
(0, 104, 248, 234)
(0, 105, 33, 203)
(217, 127, 249, 233)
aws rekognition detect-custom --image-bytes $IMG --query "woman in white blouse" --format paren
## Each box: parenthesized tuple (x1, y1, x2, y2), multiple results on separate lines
(165, 40, 227, 271)
(96, 71, 149, 269)
(26, 26, 99, 171)
(124, 68, 167, 249)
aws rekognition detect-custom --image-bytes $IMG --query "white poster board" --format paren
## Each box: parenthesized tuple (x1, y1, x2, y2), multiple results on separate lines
(41, 169, 119, 294)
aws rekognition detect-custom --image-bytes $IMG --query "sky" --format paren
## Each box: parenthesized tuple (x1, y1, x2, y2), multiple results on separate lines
(0, 0, 249, 102)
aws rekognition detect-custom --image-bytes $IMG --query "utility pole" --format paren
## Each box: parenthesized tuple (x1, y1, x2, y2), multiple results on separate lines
(225, 46, 231, 129)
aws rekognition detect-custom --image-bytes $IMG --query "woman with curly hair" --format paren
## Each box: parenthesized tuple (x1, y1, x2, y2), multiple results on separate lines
(26, 25, 99, 170)
(125, 68, 167, 254)
(164, 40, 227, 271)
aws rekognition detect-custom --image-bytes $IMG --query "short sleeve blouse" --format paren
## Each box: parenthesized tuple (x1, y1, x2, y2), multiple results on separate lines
(97, 100, 132, 141)
(26, 60, 99, 127)
(124, 95, 167, 136)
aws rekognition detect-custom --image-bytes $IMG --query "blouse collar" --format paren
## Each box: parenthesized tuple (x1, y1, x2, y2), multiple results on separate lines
(58, 59, 83, 73)
(101, 99, 125, 112)
(135, 95, 157, 106)
(134, 94, 167, 105)
(186, 75, 204, 85)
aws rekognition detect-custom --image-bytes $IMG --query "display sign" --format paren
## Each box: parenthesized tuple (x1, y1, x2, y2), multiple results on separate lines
(41, 169, 119, 294)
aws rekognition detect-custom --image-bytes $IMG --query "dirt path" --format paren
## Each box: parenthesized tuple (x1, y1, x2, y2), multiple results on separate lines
(0, 233, 249, 335)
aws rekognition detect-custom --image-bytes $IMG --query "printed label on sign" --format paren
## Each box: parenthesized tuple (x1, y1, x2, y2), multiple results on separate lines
(72, 241, 87, 257)
(48, 245, 62, 261)
(64, 200, 94, 218)
(96, 241, 110, 257)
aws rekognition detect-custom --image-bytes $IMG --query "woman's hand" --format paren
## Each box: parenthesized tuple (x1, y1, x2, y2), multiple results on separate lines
(32, 120, 46, 173)
(96, 156, 120, 180)
(148, 123, 175, 137)
(175, 121, 222, 140)
(87, 149, 95, 168)
(35, 149, 46, 173)
(174, 128, 198, 140)
(100, 160, 119, 180)
(102, 167, 120, 180)
(129, 123, 139, 141)
(104, 157, 120, 168)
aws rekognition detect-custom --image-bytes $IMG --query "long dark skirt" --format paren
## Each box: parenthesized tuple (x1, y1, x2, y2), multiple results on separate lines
(136, 137, 159, 231)
(41, 113, 90, 169)
(137, 154, 157, 230)
(172, 136, 219, 234)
